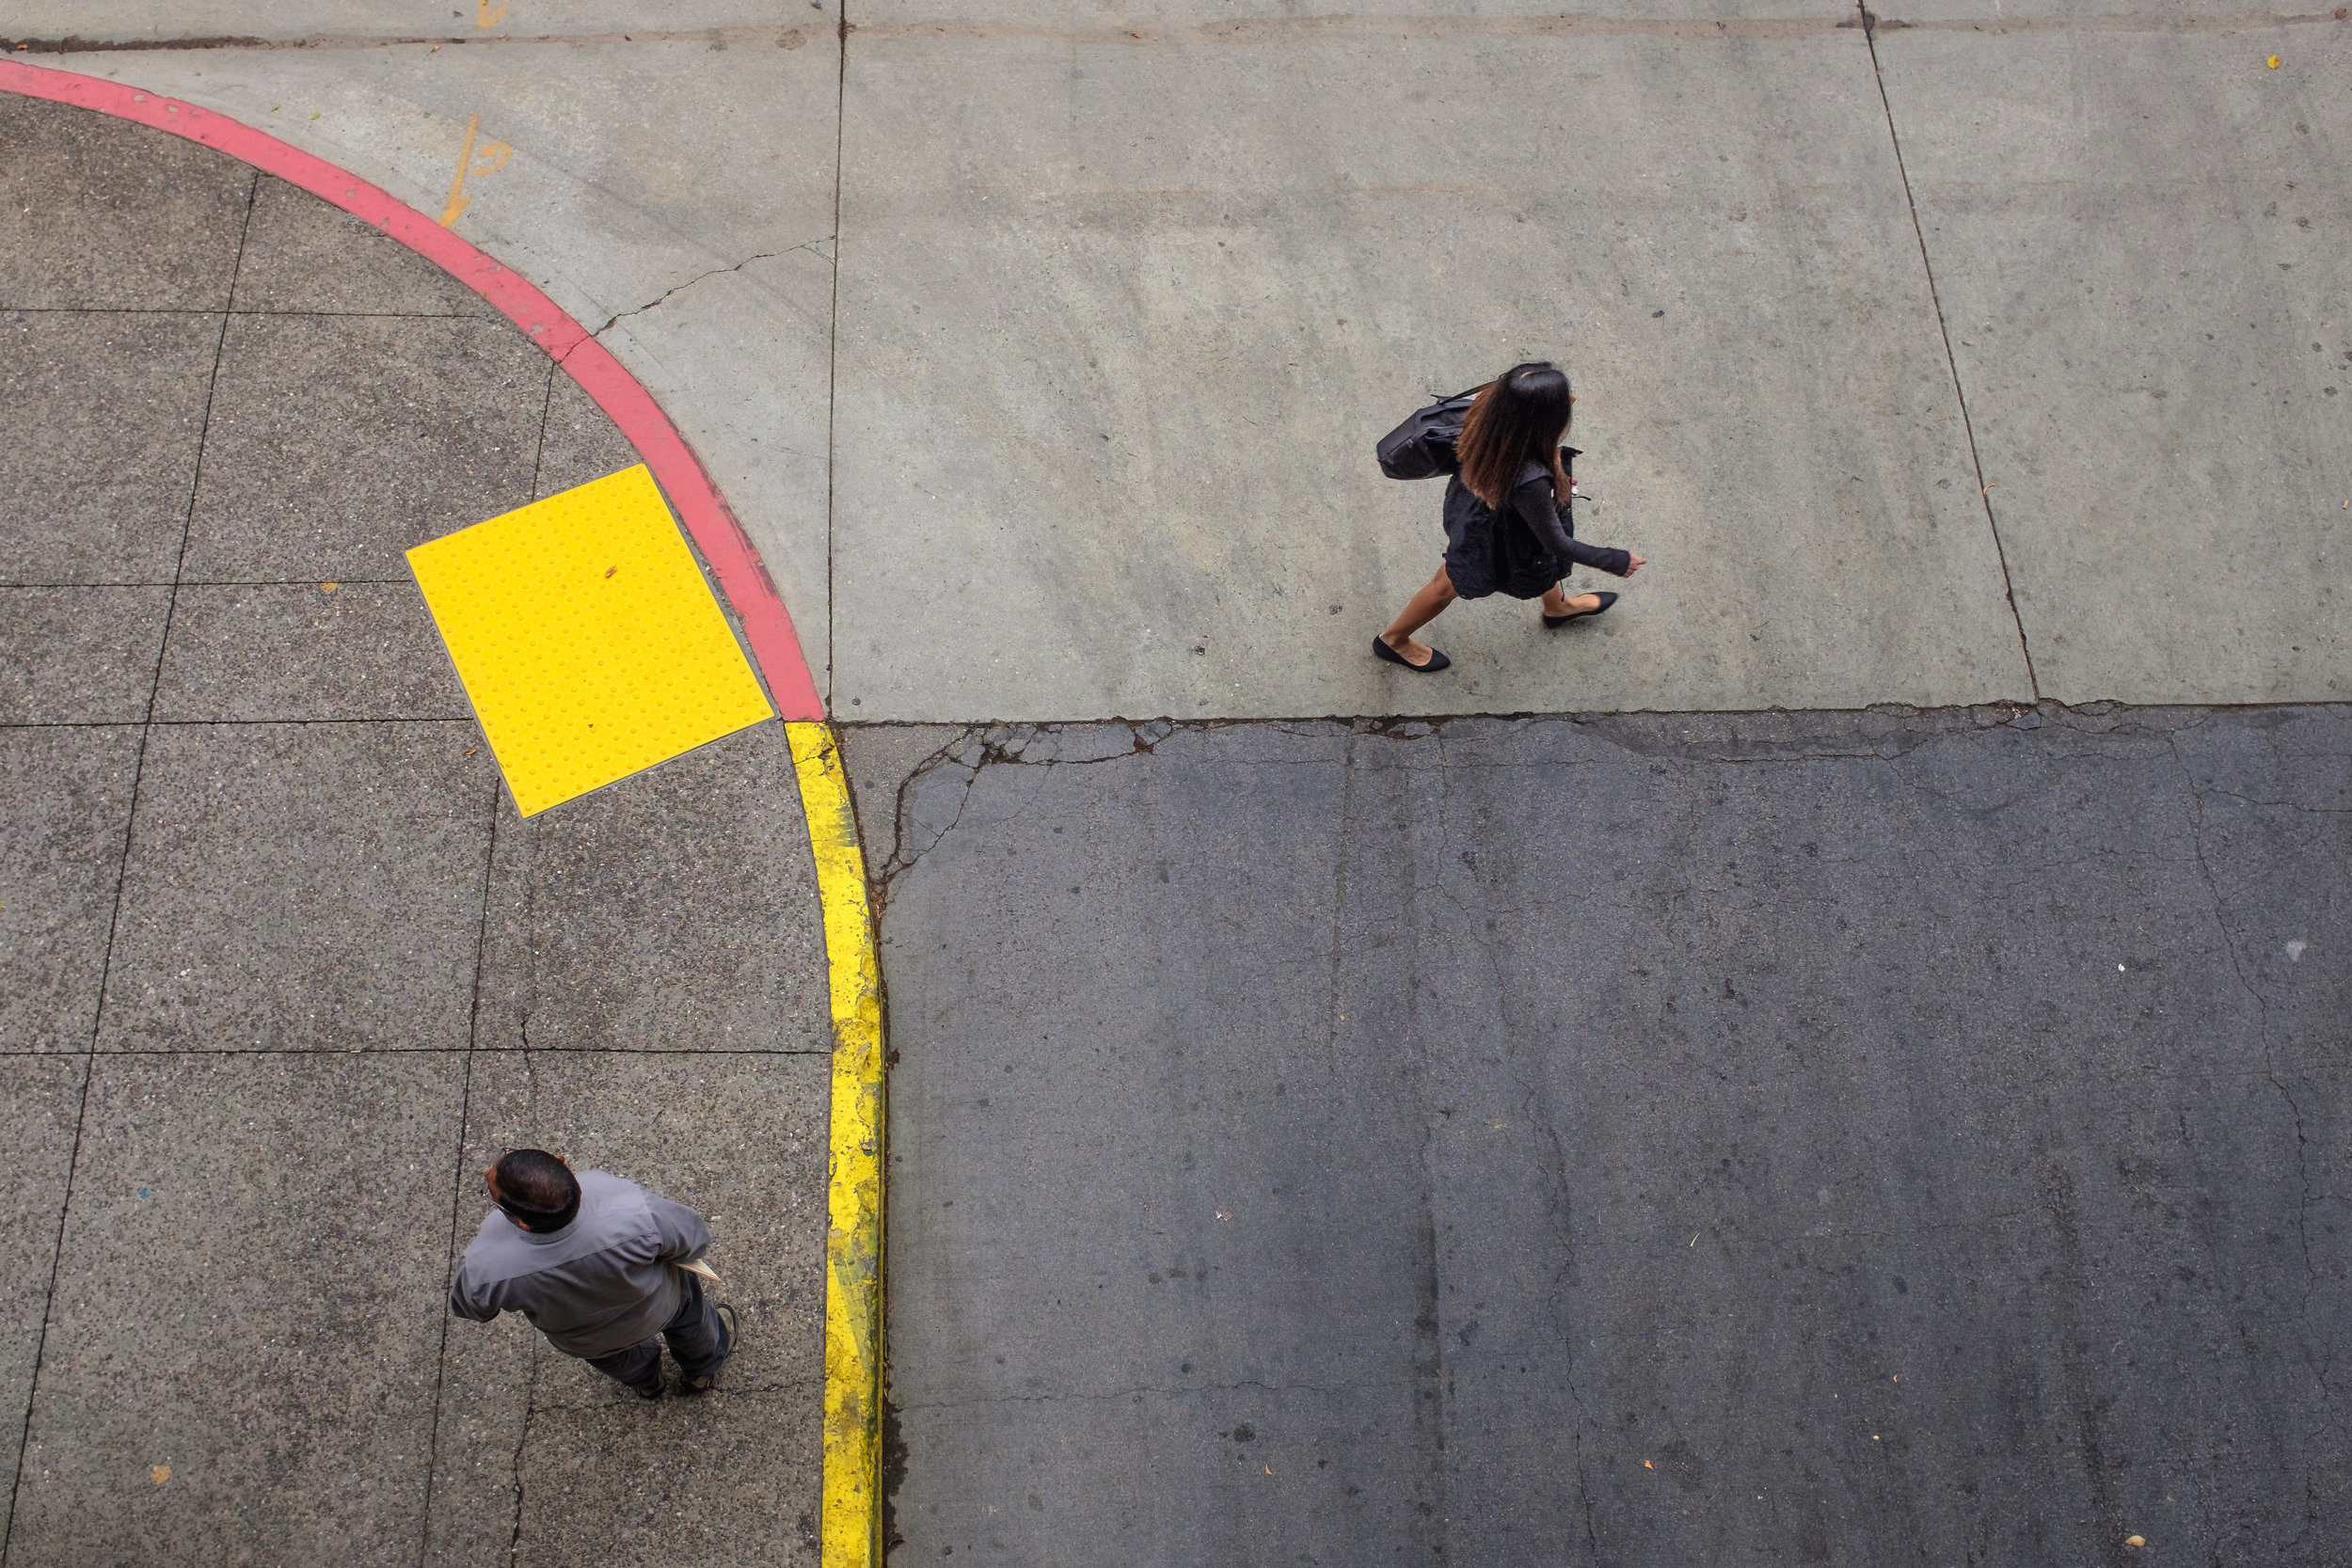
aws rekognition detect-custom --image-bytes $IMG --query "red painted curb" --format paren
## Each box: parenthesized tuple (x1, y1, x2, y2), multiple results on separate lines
(0, 57, 826, 722)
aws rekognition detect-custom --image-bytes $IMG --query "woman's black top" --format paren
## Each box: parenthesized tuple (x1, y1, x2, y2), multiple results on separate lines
(1440, 451, 1632, 600)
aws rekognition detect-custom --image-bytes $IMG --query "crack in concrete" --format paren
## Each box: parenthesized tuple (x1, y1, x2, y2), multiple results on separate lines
(503, 1337, 539, 1561)
(584, 243, 831, 340)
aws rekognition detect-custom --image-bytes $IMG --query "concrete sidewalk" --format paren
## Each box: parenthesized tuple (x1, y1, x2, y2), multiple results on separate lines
(1, 96, 830, 1567)
(8, 2, 2344, 721)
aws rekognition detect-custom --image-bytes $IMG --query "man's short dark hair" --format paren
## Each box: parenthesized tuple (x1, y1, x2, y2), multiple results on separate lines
(495, 1149, 580, 1231)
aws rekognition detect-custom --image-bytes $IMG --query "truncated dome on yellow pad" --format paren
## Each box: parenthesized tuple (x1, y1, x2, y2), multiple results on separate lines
(407, 465, 773, 816)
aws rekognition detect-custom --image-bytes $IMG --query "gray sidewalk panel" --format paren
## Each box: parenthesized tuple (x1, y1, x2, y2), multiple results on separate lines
(832, 26, 2029, 721)
(97, 722, 496, 1052)
(0, 1056, 87, 1545)
(0, 94, 252, 311)
(7, 1053, 464, 1566)
(230, 175, 489, 317)
(508, 1390, 823, 1568)
(472, 721, 830, 1054)
(1879, 27, 2352, 705)
(428, 1050, 827, 1566)
(183, 312, 548, 582)
(0, 311, 220, 585)
(0, 586, 171, 724)
(865, 708, 2347, 1565)
(152, 581, 468, 722)
(0, 727, 141, 1054)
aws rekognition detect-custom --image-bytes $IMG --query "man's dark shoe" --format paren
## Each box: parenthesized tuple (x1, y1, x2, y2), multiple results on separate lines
(679, 1304, 738, 1395)
(632, 1378, 663, 1401)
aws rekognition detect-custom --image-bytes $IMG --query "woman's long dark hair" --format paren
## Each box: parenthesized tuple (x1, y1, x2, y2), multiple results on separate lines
(1456, 362, 1572, 508)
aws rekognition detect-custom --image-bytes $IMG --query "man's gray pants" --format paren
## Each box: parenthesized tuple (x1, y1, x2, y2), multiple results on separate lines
(583, 1271, 728, 1391)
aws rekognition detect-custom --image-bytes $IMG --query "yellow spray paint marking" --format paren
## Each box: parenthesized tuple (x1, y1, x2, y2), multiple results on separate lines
(407, 465, 772, 816)
(787, 722, 886, 1568)
(478, 0, 511, 25)
(437, 113, 514, 228)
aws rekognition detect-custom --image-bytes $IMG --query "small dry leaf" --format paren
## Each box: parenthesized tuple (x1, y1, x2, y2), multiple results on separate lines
(2125, 1536, 2146, 1549)
(320, 581, 338, 594)
(1644, 1460, 1654, 1469)
(605, 565, 618, 578)
(2267, 54, 2280, 67)
(151, 1464, 170, 1484)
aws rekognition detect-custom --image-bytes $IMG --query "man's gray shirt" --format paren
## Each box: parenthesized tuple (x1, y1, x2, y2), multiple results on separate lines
(449, 1170, 712, 1357)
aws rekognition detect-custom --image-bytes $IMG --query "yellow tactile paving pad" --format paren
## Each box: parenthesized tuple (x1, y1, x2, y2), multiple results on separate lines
(407, 465, 773, 816)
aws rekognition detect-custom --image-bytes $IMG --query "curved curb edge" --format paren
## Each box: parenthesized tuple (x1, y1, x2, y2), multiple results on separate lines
(0, 55, 825, 722)
(787, 721, 887, 1568)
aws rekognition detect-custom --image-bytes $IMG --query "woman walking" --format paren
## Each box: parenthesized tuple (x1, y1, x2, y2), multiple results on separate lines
(1375, 362, 1645, 673)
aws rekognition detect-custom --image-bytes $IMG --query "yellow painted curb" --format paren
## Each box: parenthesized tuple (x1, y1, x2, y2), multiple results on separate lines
(787, 721, 885, 1568)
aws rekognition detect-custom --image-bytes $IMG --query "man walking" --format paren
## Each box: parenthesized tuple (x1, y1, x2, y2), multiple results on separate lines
(450, 1148, 736, 1399)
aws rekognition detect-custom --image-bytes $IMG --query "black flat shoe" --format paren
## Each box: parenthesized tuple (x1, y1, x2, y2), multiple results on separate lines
(1373, 635, 1452, 673)
(1543, 590, 1618, 628)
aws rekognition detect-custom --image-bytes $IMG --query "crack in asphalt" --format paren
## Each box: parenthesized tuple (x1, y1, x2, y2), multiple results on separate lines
(856, 702, 2336, 903)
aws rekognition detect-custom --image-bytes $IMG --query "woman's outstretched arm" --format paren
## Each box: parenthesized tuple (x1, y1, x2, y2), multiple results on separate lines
(1511, 476, 1634, 576)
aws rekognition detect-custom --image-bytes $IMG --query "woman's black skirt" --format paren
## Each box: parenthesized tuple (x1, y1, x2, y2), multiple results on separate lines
(1439, 474, 1563, 600)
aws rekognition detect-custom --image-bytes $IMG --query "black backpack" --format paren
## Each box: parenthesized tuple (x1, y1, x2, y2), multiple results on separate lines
(1375, 386, 1481, 480)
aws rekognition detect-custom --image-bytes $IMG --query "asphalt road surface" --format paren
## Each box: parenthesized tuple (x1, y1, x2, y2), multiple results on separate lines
(849, 704, 2348, 1566)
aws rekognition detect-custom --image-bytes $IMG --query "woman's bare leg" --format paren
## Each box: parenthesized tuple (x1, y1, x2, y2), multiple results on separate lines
(1379, 567, 1460, 668)
(1539, 581, 1603, 617)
